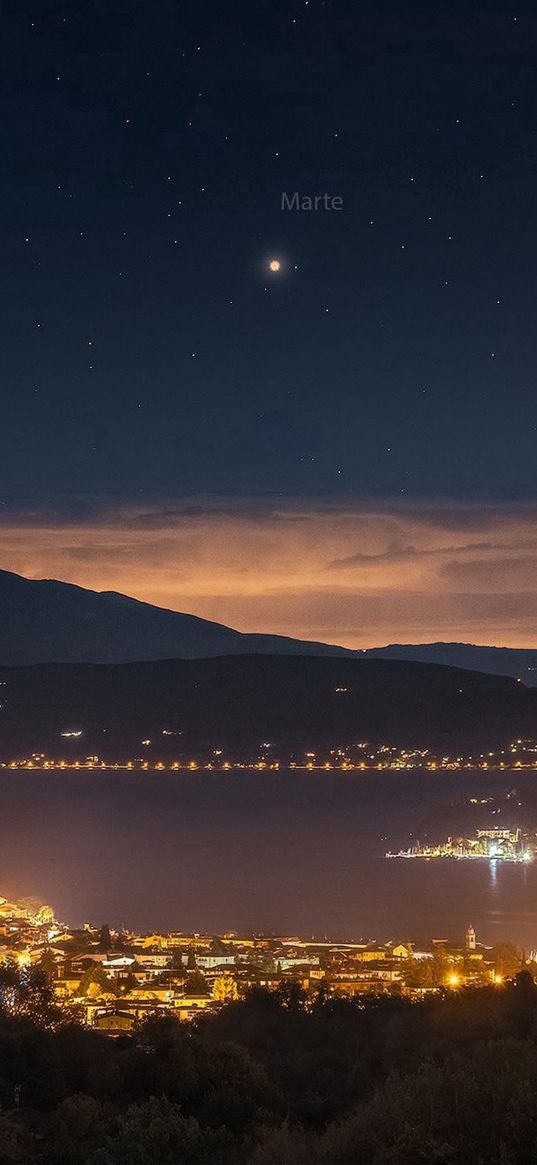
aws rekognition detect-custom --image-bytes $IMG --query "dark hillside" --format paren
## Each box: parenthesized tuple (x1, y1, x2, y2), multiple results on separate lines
(0, 655, 535, 759)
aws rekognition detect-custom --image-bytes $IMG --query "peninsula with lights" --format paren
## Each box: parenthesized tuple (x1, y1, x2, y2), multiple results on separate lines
(386, 787, 537, 862)
(386, 827, 535, 863)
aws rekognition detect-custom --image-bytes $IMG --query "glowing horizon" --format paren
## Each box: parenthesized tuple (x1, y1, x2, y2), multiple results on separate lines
(2, 495, 537, 650)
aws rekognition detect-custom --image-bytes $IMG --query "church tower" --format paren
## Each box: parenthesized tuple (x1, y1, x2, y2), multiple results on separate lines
(466, 924, 476, 952)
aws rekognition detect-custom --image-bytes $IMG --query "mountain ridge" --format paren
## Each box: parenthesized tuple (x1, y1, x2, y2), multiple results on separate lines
(0, 568, 353, 664)
(2, 568, 537, 684)
(363, 641, 537, 683)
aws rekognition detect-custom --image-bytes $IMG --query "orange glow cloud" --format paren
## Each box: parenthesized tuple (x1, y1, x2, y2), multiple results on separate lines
(2, 496, 537, 648)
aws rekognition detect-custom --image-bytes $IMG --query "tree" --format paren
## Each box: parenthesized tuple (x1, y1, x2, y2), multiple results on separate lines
(0, 1110, 36, 1163)
(430, 948, 451, 986)
(492, 941, 522, 979)
(0, 963, 19, 1017)
(87, 1097, 231, 1164)
(170, 949, 185, 974)
(186, 969, 209, 995)
(320, 1036, 537, 1165)
(76, 965, 113, 999)
(404, 958, 434, 989)
(38, 948, 57, 979)
(52, 1093, 107, 1164)
(98, 925, 112, 952)
(277, 979, 306, 1011)
(213, 975, 238, 1002)
(6, 966, 62, 1026)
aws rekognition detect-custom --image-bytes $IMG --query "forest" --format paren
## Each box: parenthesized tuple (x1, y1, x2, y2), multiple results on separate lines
(1, 965, 537, 1162)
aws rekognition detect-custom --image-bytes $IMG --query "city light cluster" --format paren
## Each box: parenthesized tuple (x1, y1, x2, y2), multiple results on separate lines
(0, 896, 523, 1038)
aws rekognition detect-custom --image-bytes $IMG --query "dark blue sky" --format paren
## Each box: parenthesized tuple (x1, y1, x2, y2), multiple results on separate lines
(2, 1, 537, 503)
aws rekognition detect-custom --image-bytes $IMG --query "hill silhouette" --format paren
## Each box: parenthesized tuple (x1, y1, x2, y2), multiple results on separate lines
(0, 654, 534, 759)
(0, 569, 353, 665)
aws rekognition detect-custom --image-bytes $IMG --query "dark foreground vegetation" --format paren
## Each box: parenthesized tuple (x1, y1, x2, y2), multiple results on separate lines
(3, 970, 537, 1162)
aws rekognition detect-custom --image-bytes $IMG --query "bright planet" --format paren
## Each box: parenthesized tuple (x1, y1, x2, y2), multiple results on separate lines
(268, 259, 281, 271)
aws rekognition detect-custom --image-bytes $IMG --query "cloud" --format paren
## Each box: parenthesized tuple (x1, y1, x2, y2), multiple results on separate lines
(1, 494, 537, 647)
(326, 540, 504, 569)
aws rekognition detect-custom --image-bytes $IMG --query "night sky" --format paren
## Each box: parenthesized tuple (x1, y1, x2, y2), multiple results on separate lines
(2, 2, 537, 647)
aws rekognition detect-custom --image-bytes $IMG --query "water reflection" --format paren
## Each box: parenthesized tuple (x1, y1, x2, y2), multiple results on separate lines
(488, 860, 499, 889)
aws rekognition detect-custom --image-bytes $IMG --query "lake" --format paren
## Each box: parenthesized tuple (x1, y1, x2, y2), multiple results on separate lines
(2, 768, 537, 948)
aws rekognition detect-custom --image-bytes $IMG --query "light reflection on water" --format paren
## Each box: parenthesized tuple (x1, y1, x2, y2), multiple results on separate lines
(488, 860, 499, 889)
(1, 769, 537, 946)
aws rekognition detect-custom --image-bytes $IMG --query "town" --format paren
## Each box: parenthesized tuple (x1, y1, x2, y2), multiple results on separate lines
(4, 736, 537, 772)
(387, 825, 537, 863)
(0, 894, 529, 1036)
